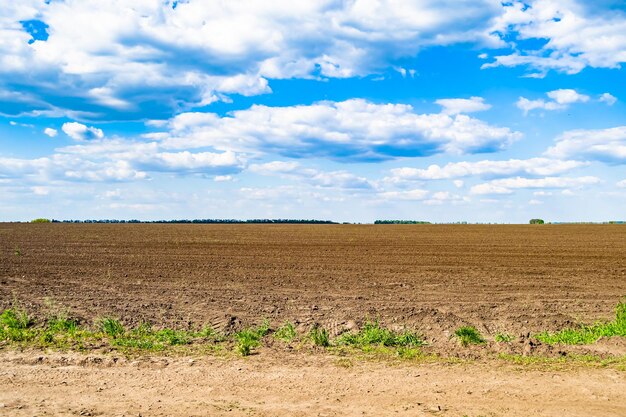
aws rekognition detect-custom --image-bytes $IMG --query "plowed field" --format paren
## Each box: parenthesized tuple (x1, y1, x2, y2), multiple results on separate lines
(2, 224, 625, 338)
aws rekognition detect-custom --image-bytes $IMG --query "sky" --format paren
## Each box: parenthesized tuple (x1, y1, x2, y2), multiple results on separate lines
(1, 0, 626, 223)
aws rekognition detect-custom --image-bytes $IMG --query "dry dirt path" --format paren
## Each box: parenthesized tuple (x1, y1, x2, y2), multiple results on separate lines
(1, 351, 624, 417)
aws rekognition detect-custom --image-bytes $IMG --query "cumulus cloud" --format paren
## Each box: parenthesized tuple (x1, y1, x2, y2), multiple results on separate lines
(0, 137, 245, 183)
(0, 0, 504, 114)
(599, 93, 618, 106)
(485, 0, 626, 76)
(43, 127, 57, 137)
(61, 122, 104, 141)
(545, 126, 626, 163)
(617, 179, 626, 188)
(378, 189, 430, 201)
(435, 97, 491, 115)
(250, 161, 373, 190)
(470, 176, 600, 195)
(387, 158, 585, 181)
(516, 89, 589, 115)
(163, 99, 521, 161)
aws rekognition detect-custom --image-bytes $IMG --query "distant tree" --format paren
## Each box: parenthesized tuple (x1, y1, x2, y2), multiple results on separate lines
(31, 218, 51, 223)
(529, 218, 545, 224)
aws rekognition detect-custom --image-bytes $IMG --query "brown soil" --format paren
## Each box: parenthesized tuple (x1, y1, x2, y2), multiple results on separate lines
(0, 350, 624, 417)
(2, 224, 625, 342)
(1, 224, 626, 415)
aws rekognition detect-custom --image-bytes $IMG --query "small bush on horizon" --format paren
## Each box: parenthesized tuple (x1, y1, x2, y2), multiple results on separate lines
(31, 218, 51, 223)
(454, 326, 485, 346)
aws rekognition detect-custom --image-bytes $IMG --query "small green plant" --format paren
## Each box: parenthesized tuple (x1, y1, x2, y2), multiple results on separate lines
(454, 326, 485, 346)
(495, 332, 513, 343)
(336, 320, 424, 348)
(274, 321, 297, 342)
(234, 320, 271, 356)
(536, 301, 626, 345)
(99, 317, 125, 338)
(14, 246, 22, 256)
(0, 308, 30, 330)
(309, 325, 330, 347)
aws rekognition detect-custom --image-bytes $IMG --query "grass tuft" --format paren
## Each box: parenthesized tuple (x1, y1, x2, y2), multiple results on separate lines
(454, 326, 485, 346)
(274, 321, 297, 342)
(495, 332, 513, 343)
(336, 320, 424, 348)
(99, 317, 125, 338)
(234, 320, 271, 356)
(536, 301, 626, 345)
(0, 308, 30, 330)
(309, 325, 330, 347)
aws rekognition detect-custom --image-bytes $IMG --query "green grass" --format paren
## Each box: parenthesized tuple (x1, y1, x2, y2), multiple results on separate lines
(0, 308, 30, 330)
(454, 326, 485, 346)
(235, 320, 271, 356)
(99, 317, 125, 338)
(336, 320, 424, 348)
(14, 246, 22, 256)
(536, 301, 626, 345)
(274, 321, 297, 342)
(495, 332, 513, 343)
(309, 325, 330, 347)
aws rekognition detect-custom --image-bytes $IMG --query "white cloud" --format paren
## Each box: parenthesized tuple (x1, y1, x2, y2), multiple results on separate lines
(599, 93, 617, 106)
(617, 180, 626, 188)
(470, 176, 600, 195)
(214, 175, 234, 182)
(547, 89, 589, 105)
(31, 186, 49, 196)
(0, 1, 504, 111)
(516, 89, 589, 115)
(378, 189, 429, 201)
(485, 0, 626, 76)
(545, 126, 626, 163)
(163, 99, 521, 161)
(0, 137, 245, 183)
(388, 158, 584, 181)
(61, 122, 104, 141)
(43, 127, 57, 137)
(250, 161, 373, 190)
(435, 97, 491, 115)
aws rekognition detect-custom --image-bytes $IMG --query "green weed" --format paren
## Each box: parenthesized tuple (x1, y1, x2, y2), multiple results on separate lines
(99, 317, 125, 338)
(309, 326, 330, 347)
(0, 308, 30, 330)
(495, 332, 513, 343)
(336, 320, 424, 348)
(536, 301, 626, 345)
(234, 320, 271, 356)
(454, 326, 485, 346)
(274, 322, 297, 342)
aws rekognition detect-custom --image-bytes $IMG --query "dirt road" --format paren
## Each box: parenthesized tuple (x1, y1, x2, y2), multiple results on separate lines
(1, 351, 624, 417)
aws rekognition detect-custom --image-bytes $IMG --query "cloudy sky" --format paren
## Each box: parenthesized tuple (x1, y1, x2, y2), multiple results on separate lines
(2, 0, 626, 222)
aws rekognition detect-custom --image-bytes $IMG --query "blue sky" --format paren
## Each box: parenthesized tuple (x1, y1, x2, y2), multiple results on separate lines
(1, 0, 626, 222)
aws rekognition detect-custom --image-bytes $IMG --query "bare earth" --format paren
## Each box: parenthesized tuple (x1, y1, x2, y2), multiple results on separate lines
(1, 351, 625, 417)
(1, 224, 626, 415)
